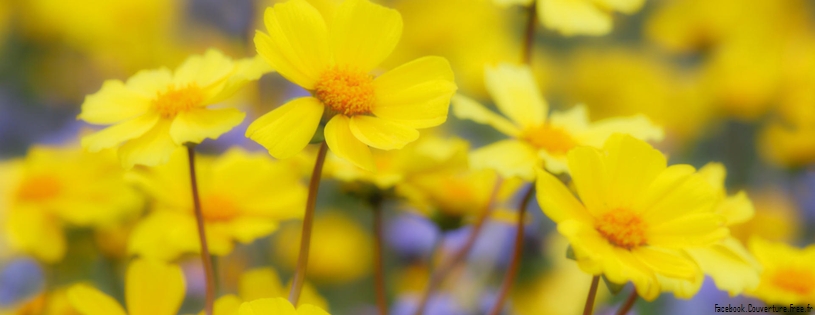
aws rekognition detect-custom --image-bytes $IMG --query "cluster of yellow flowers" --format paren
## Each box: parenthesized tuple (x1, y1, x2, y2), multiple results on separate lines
(1, 0, 815, 314)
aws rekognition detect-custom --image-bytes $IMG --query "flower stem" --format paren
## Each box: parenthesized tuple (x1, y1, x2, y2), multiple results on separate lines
(615, 289, 638, 315)
(186, 144, 215, 315)
(522, 1, 537, 65)
(372, 196, 388, 315)
(412, 178, 503, 315)
(486, 184, 535, 315)
(288, 141, 329, 305)
(583, 276, 601, 315)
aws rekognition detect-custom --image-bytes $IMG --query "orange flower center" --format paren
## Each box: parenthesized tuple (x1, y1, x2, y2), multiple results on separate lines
(522, 124, 578, 155)
(771, 267, 815, 296)
(595, 209, 647, 250)
(16, 174, 62, 202)
(314, 66, 375, 116)
(153, 84, 204, 118)
(201, 194, 240, 222)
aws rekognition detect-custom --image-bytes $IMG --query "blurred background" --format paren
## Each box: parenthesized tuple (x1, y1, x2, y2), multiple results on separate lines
(1, 0, 814, 314)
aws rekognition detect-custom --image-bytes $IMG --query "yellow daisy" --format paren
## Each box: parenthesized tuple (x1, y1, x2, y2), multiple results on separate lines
(535, 134, 727, 301)
(452, 63, 662, 180)
(746, 237, 815, 305)
(80, 49, 270, 168)
(238, 297, 329, 315)
(246, 0, 457, 171)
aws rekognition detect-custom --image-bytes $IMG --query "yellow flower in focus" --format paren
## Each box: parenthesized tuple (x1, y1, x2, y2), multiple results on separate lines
(746, 237, 815, 305)
(68, 259, 185, 315)
(128, 148, 307, 261)
(453, 63, 663, 180)
(247, 0, 457, 171)
(495, 0, 645, 36)
(204, 267, 328, 315)
(238, 297, 329, 315)
(535, 134, 727, 301)
(0, 145, 142, 263)
(80, 49, 271, 168)
(274, 211, 373, 284)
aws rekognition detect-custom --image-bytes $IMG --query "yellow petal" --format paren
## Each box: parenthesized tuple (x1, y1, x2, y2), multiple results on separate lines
(128, 211, 189, 261)
(372, 56, 457, 128)
(632, 247, 698, 281)
(567, 146, 609, 215)
(67, 284, 127, 315)
(6, 206, 66, 263)
(470, 140, 538, 180)
(538, 0, 612, 36)
(208, 55, 275, 105)
(602, 134, 667, 209)
(170, 108, 245, 145)
(574, 114, 665, 148)
(297, 304, 330, 315)
(256, 0, 330, 89)
(126, 259, 185, 315)
(238, 298, 297, 315)
(548, 104, 589, 133)
(648, 213, 728, 248)
(324, 115, 375, 171)
(718, 191, 754, 226)
(686, 238, 760, 296)
(239, 268, 285, 301)
(483, 63, 545, 129)
(211, 295, 243, 315)
(81, 113, 160, 152)
(638, 169, 717, 224)
(330, 0, 402, 72)
(246, 97, 324, 159)
(348, 116, 418, 150)
(118, 119, 178, 168)
(450, 94, 520, 137)
(79, 80, 152, 124)
(228, 217, 279, 244)
(535, 168, 592, 223)
(697, 162, 726, 193)
(173, 49, 235, 88)
(126, 68, 174, 97)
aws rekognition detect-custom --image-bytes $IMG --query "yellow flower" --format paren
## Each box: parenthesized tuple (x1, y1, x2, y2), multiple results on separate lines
(659, 163, 760, 298)
(759, 101, 815, 168)
(128, 148, 306, 261)
(68, 259, 184, 315)
(0, 288, 78, 315)
(535, 134, 727, 301)
(80, 49, 270, 168)
(730, 190, 802, 243)
(452, 63, 663, 180)
(203, 267, 328, 315)
(238, 297, 329, 315)
(246, 0, 457, 171)
(746, 237, 815, 305)
(495, 0, 645, 36)
(0, 145, 142, 263)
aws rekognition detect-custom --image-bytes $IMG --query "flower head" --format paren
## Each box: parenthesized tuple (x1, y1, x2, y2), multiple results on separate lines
(746, 237, 815, 305)
(247, 0, 457, 171)
(80, 49, 270, 168)
(535, 134, 727, 300)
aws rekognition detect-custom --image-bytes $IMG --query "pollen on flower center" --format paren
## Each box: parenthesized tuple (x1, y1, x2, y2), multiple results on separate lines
(314, 66, 375, 116)
(595, 209, 647, 250)
(16, 174, 62, 202)
(153, 84, 204, 118)
(201, 194, 240, 222)
(771, 267, 815, 295)
(522, 124, 579, 155)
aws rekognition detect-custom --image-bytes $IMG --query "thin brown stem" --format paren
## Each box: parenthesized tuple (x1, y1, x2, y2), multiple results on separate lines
(187, 145, 215, 315)
(373, 197, 388, 315)
(522, 1, 537, 65)
(615, 289, 638, 315)
(412, 178, 503, 315)
(288, 141, 329, 305)
(486, 185, 535, 315)
(583, 276, 601, 315)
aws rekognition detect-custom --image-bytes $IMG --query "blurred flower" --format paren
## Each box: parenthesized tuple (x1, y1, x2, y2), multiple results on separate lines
(0, 287, 78, 315)
(745, 237, 815, 305)
(127, 147, 306, 261)
(0, 259, 43, 307)
(204, 267, 328, 314)
(237, 297, 329, 315)
(80, 49, 270, 168)
(0, 144, 142, 263)
(495, 0, 645, 36)
(68, 259, 184, 315)
(759, 95, 815, 168)
(246, 0, 457, 171)
(273, 211, 373, 284)
(453, 63, 663, 179)
(730, 189, 802, 244)
(535, 134, 726, 300)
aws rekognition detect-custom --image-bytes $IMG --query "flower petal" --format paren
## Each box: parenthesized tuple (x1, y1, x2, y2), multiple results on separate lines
(637, 166, 717, 224)
(246, 97, 323, 159)
(239, 268, 285, 301)
(228, 217, 279, 244)
(539, 0, 612, 36)
(471, 139, 538, 180)
(372, 56, 456, 128)
(79, 80, 152, 124)
(330, 0, 401, 72)
(125, 68, 174, 97)
(686, 238, 760, 296)
(548, 104, 589, 133)
(633, 247, 699, 281)
(256, 0, 330, 89)
(238, 298, 298, 315)
(484, 63, 546, 129)
(170, 108, 245, 144)
(173, 49, 235, 88)
(536, 168, 593, 223)
(126, 259, 185, 315)
(349, 115, 418, 150)
(298, 304, 331, 315)
(324, 115, 375, 171)
(602, 134, 667, 210)
(451, 94, 520, 137)
(118, 119, 178, 168)
(6, 206, 66, 263)
(648, 212, 728, 248)
(81, 113, 160, 152)
(574, 114, 664, 148)
(567, 146, 609, 215)
(207, 55, 275, 104)
(68, 284, 127, 315)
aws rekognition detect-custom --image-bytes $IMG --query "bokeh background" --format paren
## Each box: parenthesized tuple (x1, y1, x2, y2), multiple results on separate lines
(1, 0, 814, 314)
